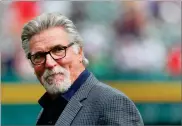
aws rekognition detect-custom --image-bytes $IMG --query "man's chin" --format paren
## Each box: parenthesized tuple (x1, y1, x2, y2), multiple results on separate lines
(46, 74, 65, 84)
(46, 79, 64, 86)
(44, 82, 71, 94)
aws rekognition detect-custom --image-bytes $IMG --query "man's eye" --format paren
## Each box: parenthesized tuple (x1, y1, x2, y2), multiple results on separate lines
(52, 46, 64, 53)
(33, 53, 44, 59)
(35, 54, 41, 59)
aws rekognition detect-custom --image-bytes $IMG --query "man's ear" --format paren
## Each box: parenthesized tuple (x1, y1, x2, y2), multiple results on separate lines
(78, 47, 83, 55)
(78, 47, 83, 62)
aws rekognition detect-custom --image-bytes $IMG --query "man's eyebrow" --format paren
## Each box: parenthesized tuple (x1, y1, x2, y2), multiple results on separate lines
(49, 44, 65, 50)
(31, 51, 45, 55)
(32, 44, 65, 55)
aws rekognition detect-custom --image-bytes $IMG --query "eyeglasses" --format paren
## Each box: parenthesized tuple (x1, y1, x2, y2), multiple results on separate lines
(28, 42, 74, 65)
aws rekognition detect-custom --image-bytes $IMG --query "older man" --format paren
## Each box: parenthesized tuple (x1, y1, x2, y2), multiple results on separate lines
(21, 12, 144, 126)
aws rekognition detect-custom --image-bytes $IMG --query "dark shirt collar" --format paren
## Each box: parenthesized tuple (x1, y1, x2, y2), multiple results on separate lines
(38, 69, 90, 108)
(62, 69, 90, 101)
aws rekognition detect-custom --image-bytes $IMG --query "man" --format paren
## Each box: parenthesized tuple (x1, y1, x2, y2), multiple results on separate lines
(21, 12, 144, 126)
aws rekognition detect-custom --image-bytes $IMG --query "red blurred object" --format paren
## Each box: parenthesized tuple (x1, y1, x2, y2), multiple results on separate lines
(166, 45, 181, 76)
(8, 1, 40, 36)
(11, 1, 39, 24)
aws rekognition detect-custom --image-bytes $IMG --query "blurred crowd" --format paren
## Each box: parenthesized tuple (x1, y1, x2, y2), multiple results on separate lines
(1, 1, 181, 82)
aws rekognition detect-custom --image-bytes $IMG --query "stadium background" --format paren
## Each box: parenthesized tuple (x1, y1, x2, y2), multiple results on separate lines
(1, 1, 181, 125)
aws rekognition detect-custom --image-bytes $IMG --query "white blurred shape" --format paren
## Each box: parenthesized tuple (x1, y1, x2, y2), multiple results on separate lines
(115, 38, 166, 72)
(0, 36, 16, 61)
(14, 51, 36, 81)
(42, 1, 72, 17)
(81, 24, 110, 59)
(159, 2, 181, 24)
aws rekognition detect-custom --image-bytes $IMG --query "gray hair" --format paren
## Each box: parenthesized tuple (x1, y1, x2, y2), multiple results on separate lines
(21, 12, 89, 66)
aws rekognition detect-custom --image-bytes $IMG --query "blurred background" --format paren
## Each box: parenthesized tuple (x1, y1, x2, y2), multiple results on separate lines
(1, 1, 181, 125)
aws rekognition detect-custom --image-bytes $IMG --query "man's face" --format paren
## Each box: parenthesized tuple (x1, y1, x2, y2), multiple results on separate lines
(29, 27, 84, 94)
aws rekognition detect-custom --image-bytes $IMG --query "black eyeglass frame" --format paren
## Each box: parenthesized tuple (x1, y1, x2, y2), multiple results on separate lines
(28, 42, 75, 65)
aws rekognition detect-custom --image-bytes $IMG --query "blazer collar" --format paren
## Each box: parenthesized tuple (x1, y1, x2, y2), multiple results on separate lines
(55, 73, 99, 126)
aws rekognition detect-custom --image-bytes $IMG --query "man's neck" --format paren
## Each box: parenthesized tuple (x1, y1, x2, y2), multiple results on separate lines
(71, 66, 85, 84)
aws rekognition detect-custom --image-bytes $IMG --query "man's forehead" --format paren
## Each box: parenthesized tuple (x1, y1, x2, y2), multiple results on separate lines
(31, 28, 69, 43)
(29, 27, 70, 51)
(31, 34, 58, 43)
(31, 27, 68, 41)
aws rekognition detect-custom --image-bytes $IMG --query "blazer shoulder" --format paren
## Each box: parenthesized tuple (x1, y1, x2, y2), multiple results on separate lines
(91, 81, 128, 98)
(90, 82, 144, 126)
(85, 73, 135, 106)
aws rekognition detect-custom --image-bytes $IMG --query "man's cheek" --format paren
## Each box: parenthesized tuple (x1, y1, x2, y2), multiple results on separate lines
(34, 68, 44, 81)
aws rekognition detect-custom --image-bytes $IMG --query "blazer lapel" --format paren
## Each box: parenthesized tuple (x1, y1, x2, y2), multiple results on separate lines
(55, 73, 99, 126)
(55, 96, 83, 126)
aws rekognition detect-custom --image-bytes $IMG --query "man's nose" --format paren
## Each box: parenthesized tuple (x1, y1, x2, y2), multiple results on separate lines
(45, 54, 57, 69)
